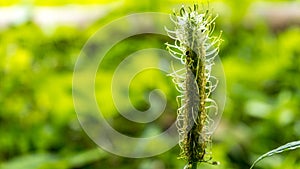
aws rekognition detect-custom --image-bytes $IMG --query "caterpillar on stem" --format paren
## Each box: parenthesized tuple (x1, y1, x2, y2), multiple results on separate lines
(165, 4, 223, 168)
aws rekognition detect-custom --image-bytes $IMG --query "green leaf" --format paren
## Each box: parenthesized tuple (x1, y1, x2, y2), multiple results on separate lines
(250, 141, 300, 169)
(0, 153, 57, 169)
(0, 148, 107, 169)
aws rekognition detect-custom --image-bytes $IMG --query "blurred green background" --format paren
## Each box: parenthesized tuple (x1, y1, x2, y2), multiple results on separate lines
(1, 0, 300, 169)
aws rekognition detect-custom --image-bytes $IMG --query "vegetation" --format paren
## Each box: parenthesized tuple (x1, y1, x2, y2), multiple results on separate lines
(1, 0, 300, 169)
(166, 4, 223, 168)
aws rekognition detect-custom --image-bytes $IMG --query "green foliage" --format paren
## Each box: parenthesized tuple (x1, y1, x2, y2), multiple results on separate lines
(1, 0, 300, 169)
(250, 141, 300, 169)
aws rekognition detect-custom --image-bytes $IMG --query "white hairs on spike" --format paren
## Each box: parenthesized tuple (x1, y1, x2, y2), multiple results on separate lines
(166, 4, 223, 166)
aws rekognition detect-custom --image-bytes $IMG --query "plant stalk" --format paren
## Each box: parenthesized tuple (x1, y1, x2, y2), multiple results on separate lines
(191, 162, 197, 169)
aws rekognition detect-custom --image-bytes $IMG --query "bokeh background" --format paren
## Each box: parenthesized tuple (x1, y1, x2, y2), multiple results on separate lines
(1, 0, 300, 169)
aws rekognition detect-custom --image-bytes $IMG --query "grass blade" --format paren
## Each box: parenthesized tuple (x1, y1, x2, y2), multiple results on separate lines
(250, 140, 300, 169)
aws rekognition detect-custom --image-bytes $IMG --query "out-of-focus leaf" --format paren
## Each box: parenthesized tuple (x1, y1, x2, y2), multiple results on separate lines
(0, 154, 57, 169)
(250, 141, 300, 169)
(65, 148, 107, 167)
(0, 148, 107, 169)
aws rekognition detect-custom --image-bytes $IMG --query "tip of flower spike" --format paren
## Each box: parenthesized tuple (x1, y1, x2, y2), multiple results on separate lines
(194, 4, 198, 11)
(211, 161, 220, 165)
(180, 6, 186, 16)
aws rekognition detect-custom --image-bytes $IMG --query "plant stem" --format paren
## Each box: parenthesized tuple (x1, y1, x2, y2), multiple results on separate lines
(191, 162, 197, 169)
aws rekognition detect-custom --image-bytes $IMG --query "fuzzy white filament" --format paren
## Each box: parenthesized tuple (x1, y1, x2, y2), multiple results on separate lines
(166, 4, 222, 167)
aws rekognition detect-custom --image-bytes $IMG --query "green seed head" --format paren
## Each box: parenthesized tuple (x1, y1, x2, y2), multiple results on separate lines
(166, 4, 223, 166)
